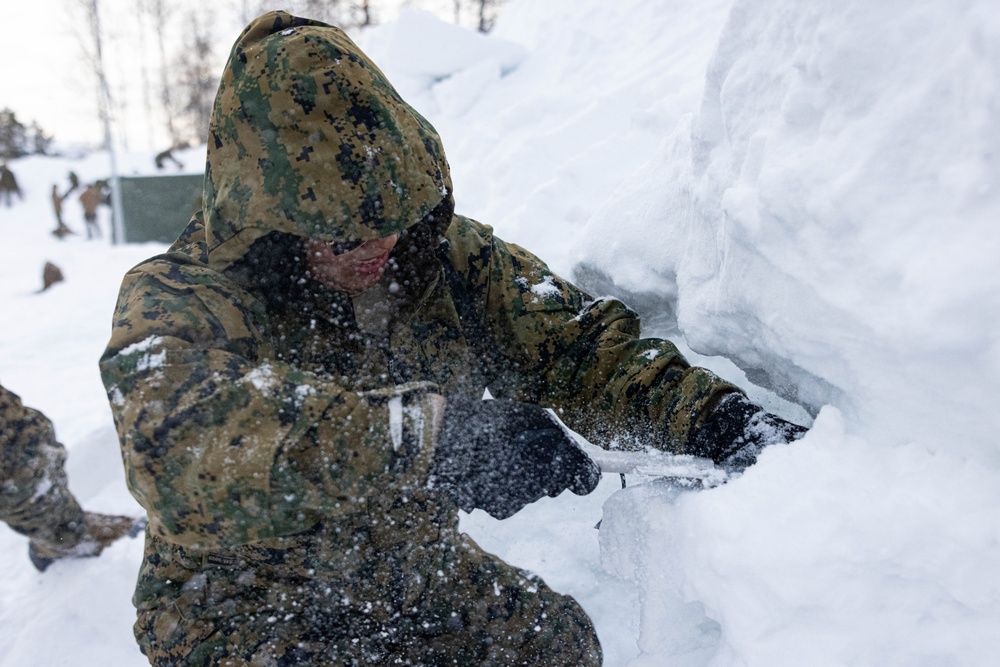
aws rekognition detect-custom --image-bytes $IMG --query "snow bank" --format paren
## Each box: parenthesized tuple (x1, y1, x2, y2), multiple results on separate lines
(603, 409, 1000, 666)
(567, 0, 1000, 664)
(361, 9, 526, 119)
(364, 0, 733, 277)
(575, 0, 1000, 461)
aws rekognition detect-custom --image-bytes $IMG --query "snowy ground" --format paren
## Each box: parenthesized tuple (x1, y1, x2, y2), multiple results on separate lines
(2, 1, 999, 665)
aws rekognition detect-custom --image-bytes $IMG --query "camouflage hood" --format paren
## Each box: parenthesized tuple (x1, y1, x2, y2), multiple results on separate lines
(204, 11, 453, 271)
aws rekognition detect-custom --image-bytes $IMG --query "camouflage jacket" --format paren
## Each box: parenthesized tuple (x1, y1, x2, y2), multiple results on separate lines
(99, 13, 737, 572)
(101, 211, 738, 552)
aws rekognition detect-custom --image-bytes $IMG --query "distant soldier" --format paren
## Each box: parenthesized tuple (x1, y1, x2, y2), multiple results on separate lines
(0, 163, 22, 207)
(41, 262, 64, 292)
(94, 179, 112, 205)
(154, 146, 184, 170)
(0, 382, 144, 571)
(50, 184, 72, 239)
(79, 183, 103, 240)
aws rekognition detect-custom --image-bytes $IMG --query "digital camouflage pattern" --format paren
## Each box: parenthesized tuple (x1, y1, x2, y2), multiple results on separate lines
(101, 11, 738, 665)
(0, 382, 87, 547)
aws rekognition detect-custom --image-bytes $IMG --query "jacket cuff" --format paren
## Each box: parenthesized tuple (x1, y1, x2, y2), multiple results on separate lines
(661, 368, 741, 453)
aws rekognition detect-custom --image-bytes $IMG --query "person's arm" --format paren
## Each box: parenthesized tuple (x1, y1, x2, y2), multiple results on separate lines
(0, 383, 85, 537)
(444, 217, 801, 465)
(100, 262, 441, 550)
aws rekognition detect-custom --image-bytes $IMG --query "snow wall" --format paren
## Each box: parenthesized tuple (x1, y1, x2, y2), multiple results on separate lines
(574, 0, 1000, 462)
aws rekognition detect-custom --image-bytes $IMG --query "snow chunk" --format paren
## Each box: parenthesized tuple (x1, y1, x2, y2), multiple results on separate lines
(117, 335, 166, 371)
(118, 335, 163, 356)
(530, 275, 560, 297)
(245, 363, 277, 392)
(107, 385, 125, 407)
(388, 395, 403, 451)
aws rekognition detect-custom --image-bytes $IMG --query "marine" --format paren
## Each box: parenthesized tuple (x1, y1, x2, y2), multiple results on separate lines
(101, 12, 806, 665)
(1, 382, 142, 571)
(79, 182, 104, 240)
(0, 163, 22, 207)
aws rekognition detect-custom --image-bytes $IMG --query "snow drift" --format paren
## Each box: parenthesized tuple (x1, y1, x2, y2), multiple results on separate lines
(575, 0, 1000, 461)
(569, 0, 1000, 664)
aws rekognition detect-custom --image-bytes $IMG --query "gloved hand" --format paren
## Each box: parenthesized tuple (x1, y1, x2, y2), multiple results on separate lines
(429, 395, 601, 519)
(689, 392, 808, 473)
(28, 512, 147, 572)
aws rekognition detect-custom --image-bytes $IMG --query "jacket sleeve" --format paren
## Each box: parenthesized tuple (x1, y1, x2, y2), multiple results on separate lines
(443, 216, 740, 455)
(0, 383, 85, 537)
(100, 262, 441, 550)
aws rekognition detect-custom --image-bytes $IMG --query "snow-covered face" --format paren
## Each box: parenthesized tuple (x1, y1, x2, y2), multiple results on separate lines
(306, 234, 400, 296)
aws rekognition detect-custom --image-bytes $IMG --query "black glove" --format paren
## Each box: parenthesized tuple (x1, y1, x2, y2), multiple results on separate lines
(429, 395, 601, 519)
(689, 392, 808, 473)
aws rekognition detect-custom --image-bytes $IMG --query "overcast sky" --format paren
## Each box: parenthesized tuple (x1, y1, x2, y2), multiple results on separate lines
(1, 0, 96, 146)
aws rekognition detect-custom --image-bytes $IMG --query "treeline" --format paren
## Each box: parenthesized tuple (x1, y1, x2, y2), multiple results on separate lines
(106, 0, 509, 151)
(0, 108, 52, 159)
(6, 0, 506, 155)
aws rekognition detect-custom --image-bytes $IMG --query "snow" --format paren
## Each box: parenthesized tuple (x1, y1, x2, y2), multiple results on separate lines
(530, 275, 560, 297)
(2, 1, 999, 665)
(122, 339, 166, 374)
(389, 395, 405, 451)
(245, 363, 277, 392)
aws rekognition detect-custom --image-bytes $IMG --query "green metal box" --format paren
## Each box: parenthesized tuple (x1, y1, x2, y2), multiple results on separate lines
(117, 173, 203, 244)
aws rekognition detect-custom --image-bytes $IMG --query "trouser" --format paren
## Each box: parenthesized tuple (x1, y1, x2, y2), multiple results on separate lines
(136, 532, 602, 666)
(85, 212, 101, 239)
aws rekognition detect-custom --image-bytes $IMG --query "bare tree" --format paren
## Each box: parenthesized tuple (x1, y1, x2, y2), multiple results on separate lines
(84, 0, 114, 150)
(134, 1, 157, 150)
(0, 109, 30, 158)
(142, 0, 181, 147)
(75, 0, 126, 240)
(228, 0, 388, 31)
(172, 8, 219, 145)
(475, 0, 502, 33)
(243, 0, 380, 29)
(30, 121, 53, 156)
(67, 0, 116, 149)
(354, 0, 374, 27)
(272, 0, 350, 25)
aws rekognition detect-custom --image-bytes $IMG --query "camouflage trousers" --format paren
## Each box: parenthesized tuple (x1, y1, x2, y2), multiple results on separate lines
(136, 529, 602, 666)
(0, 384, 87, 545)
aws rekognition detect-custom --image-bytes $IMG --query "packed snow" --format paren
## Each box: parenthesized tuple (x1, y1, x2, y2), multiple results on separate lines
(2, 1, 998, 665)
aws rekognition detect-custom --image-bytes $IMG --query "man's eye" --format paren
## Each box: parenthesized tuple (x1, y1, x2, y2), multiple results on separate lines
(328, 239, 362, 255)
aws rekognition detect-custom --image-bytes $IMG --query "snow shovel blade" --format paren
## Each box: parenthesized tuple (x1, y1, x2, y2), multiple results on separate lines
(543, 408, 730, 487)
(575, 439, 730, 488)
